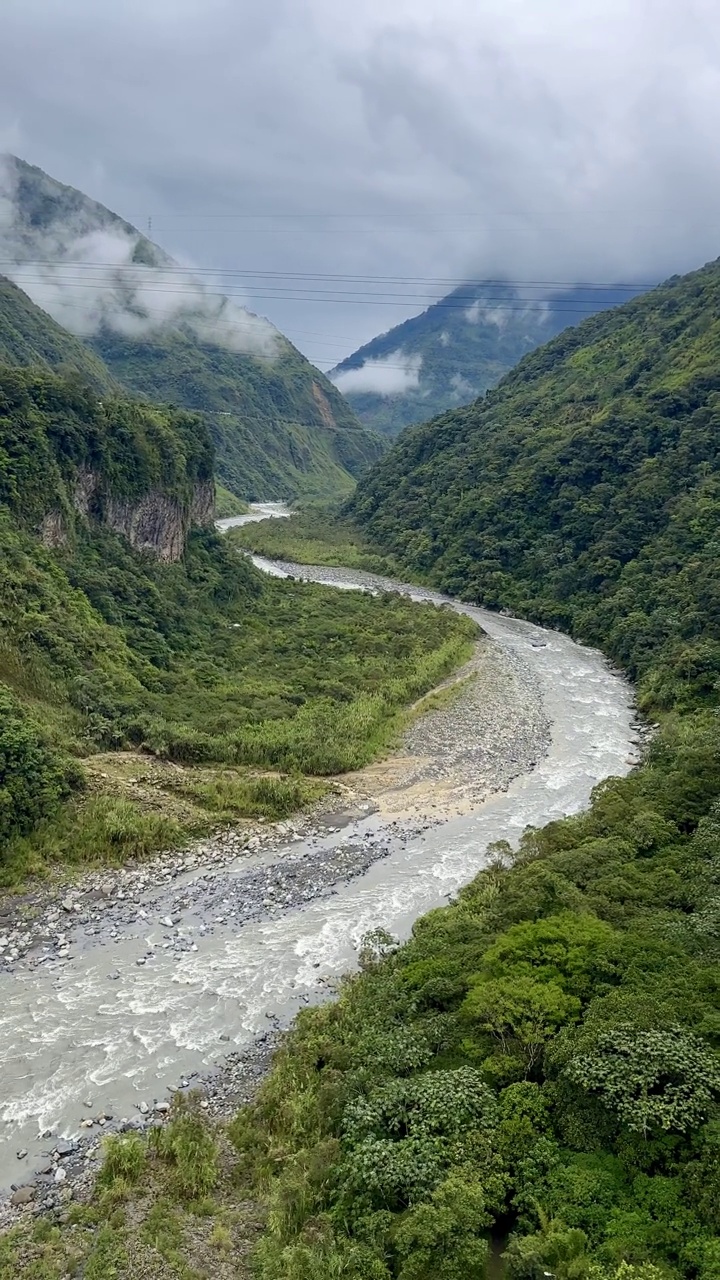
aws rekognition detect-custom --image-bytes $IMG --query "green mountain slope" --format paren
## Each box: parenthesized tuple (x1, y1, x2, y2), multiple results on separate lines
(0, 364, 470, 880)
(92, 327, 382, 500)
(0, 155, 383, 499)
(331, 282, 646, 436)
(0, 274, 116, 390)
(350, 257, 720, 710)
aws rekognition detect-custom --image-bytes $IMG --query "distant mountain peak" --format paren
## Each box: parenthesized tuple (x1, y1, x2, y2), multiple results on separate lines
(330, 279, 648, 436)
(0, 153, 279, 358)
(0, 157, 383, 501)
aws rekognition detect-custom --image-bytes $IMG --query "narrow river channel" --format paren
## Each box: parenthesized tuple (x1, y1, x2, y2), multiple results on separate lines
(0, 506, 637, 1190)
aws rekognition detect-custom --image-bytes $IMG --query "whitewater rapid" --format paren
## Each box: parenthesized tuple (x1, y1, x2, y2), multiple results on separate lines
(0, 505, 637, 1188)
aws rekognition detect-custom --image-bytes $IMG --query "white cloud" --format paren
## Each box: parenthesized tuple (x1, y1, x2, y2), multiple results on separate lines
(464, 296, 550, 329)
(2, 0, 720, 357)
(450, 371, 477, 400)
(0, 154, 279, 355)
(331, 351, 422, 396)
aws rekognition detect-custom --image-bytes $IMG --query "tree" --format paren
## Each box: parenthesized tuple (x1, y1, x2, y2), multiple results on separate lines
(0, 685, 74, 851)
(463, 977, 581, 1073)
(393, 1173, 490, 1280)
(563, 1025, 720, 1136)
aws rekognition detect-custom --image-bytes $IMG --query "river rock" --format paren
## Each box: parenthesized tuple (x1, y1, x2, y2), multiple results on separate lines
(10, 1186, 35, 1206)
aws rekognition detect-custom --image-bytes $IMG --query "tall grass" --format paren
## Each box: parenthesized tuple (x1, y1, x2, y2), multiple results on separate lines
(0, 796, 187, 888)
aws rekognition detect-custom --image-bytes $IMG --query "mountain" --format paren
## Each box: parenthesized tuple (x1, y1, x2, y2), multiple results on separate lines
(350, 256, 720, 710)
(330, 280, 646, 436)
(0, 155, 383, 499)
(0, 274, 116, 390)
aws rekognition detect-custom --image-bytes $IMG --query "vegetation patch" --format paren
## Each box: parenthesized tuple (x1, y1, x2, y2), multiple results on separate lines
(0, 368, 474, 886)
(228, 505, 402, 577)
(214, 485, 249, 519)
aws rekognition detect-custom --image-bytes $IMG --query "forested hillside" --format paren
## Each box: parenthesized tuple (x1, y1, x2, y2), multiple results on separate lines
(0, 275, 116, 390)
(349, 258, 720, 712)
(331, 282, 643, 436)
(93, 327, 382, 500)
(0, 365, 472, 884)
(1, 155, 383, 500)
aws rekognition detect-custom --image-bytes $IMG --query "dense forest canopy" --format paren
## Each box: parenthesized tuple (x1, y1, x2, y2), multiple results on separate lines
(349, 257, 720, 713)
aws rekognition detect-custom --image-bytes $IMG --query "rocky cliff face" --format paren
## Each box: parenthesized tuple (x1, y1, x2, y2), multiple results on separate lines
(41, 474, 215, 562)
(105, 479, 214, 562)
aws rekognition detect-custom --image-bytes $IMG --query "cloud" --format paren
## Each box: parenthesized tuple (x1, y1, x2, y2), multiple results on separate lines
(331, 351, 422, 396)
(1, 0, 720, 360)
(465, 296, 550, 329)
(0, 154, 279, 355)
(449, 371, 478, 400)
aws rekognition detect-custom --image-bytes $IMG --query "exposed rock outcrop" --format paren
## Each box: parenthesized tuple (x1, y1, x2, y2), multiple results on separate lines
(40, 477, 214, 563)
(39, 509, 67, 549)
(105, 480, 215, 563)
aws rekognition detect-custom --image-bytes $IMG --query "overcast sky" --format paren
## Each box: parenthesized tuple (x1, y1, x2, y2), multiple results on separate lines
(2, 0, 720, 365)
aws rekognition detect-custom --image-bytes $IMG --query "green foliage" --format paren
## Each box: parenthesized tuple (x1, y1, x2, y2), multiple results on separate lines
(91, 328, 384, 502)
(503, 1219, 591, 1280)
(350, 256, 720, 713)
(392, 1173, 491, 1279)
(0, 275, 116, 391)
(0, 685, 75, 844)
(332, 283, 637, 438)
(462, 976, 581, 1076)
(149, 1098, 220, 1200)
(97, 1132, 148, 1188)
(342, 1068, 497, 1145)
(560, 1025, 720, 1136)
(0, 795, 187, 887)
(214, 482, 249, 517)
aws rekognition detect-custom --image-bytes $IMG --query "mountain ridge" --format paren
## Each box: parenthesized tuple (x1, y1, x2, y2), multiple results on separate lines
(0, 155, 384, 499)
(331, 280, 647, 436)
(349, 254, 720, 709)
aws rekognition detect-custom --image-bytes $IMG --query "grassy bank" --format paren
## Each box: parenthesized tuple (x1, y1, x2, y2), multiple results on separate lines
(227, 506, 402, 577)
(0, 765, 328, 890)
(214, 485, 250, 518)
(0, 1099, 264, 1280)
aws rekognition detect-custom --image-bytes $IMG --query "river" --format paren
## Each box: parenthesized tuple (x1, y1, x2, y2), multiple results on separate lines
(0, 505, 636, 1190)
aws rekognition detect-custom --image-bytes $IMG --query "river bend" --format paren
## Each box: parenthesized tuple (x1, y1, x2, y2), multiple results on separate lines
(0, 510, 637, 1188)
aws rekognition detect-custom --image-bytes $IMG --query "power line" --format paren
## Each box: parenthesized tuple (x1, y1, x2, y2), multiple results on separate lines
(7, 275, 642, 312)
(0, 259, 652, 290)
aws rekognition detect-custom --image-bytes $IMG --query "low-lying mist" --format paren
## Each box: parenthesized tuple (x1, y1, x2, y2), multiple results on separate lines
(0, 155, 279, 357)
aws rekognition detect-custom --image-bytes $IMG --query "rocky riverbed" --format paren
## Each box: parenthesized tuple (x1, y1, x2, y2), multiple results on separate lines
(1, 549, 639, 1215)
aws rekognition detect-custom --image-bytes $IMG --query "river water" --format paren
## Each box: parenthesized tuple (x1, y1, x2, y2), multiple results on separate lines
(0, 506, 636, 1188)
